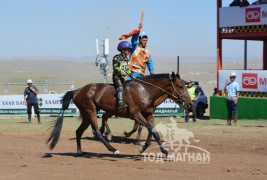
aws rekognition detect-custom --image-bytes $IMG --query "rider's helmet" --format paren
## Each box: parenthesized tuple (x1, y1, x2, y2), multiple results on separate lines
(139, 31, 148, 39)
(117, 41, 133, 51)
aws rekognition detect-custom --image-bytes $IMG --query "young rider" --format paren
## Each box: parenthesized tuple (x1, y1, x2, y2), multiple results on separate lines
(119, 23, 154, 80)
(112, 41, 133, 109)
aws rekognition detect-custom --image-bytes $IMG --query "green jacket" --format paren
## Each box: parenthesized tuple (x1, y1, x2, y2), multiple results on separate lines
(112, 53, 131, 78)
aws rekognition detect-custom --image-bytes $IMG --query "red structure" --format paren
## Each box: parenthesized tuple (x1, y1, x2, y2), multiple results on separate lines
(217, 0, 267, 75)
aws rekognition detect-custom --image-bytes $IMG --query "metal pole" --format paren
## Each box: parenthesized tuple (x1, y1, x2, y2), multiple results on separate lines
(244, 40, 247, 70)
(177, 56, 180, 74)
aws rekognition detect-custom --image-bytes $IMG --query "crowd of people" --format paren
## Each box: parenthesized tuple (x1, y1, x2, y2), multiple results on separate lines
(230, 0, 267, 7)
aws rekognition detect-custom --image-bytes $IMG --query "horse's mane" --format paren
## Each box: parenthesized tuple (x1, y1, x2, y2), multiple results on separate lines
(137, 73, 170, 81)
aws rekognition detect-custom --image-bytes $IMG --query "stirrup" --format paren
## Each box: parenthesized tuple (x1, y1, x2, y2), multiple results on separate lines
(118, 101, 127, 109)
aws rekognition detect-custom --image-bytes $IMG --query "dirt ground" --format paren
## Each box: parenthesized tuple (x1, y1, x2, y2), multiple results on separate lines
(0, 117, 267, 180)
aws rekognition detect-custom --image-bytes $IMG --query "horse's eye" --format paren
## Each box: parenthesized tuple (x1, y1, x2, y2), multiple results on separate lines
(179, 86, 183, 90)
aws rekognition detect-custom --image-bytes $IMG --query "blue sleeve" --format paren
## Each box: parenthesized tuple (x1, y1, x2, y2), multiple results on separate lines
(131, 32, 140, 54)
(34, 86, 39, 91)
(147, 55, 154, 73)
(24, 88, 30, 96)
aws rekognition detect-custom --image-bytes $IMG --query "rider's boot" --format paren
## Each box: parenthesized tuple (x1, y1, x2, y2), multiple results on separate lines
(117, 91, 127, 109)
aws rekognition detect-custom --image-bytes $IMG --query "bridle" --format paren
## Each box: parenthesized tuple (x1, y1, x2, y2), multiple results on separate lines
(132, 77, 188, 102)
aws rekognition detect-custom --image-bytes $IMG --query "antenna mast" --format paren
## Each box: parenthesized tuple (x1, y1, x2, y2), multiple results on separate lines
(95, 38, 109, 83)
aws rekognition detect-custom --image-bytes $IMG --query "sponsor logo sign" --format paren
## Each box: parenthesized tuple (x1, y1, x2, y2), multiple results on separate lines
(219, 70, 267, 92)
(246, 8, 261, 23)
(219, 4, 267, 27)
(242, 73, 258, 89)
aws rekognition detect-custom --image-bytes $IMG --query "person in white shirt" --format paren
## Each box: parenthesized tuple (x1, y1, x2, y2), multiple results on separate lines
(224, 73, 240, 126)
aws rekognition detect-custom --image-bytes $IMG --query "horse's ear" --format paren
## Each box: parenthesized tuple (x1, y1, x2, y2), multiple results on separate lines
(171, 72, 176, 78)
(176, 73, 180, 79)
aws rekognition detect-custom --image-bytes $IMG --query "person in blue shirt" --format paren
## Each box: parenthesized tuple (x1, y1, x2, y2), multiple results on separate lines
(24, 79, 41, 123)
(224, 73, 240, 126)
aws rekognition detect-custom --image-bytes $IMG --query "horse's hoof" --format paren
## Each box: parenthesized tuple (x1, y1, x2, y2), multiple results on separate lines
(133, 140, 141, 145)
(107, 134, 112, 141)
(167, 153, 174, 160)
(122, 131, 127, 138)
(77, 151, 84, 156)
(113, 150, 121, 155)
(139, 145, 144, 153)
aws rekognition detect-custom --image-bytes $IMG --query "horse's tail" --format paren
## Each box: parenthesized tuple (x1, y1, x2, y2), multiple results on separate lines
(46, 90, 78, 150)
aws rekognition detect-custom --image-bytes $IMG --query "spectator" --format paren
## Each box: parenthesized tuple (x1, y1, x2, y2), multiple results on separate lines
(224, 73, 240, 126)
(185, 81, 201, 123)
(240, 0, 250, 7)
(24, 79, 41, 123)
(230, 0, 241, 6)
(252, 0, 267, 5)
(213, 87, 218, 96)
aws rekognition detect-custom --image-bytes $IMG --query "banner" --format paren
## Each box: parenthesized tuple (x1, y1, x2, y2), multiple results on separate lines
(218, 70, 267, 92)
(0, 94, 183, 116)
(220, 4, 267, 27)
(0, 94, 77, 116)
(97, 99, 184, 116)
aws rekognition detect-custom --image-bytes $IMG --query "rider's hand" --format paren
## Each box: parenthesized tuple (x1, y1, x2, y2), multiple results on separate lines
(139, 22, 143, 29)
(234, 99, 238, 105)
(225, 79, 229, 86)
(122, 72, 127, 77)
(130, 74, 135, 79)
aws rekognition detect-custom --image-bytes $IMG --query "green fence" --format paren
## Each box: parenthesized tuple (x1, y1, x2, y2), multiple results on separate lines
(210, 96, 267, 120)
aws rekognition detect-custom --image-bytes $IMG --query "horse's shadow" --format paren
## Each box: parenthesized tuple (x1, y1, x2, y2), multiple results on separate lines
(69, 135, 151, 145)
(42, 152, 143, 161)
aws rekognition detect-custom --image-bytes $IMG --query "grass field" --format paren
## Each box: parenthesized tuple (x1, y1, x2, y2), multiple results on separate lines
(1, 116, 267, 140)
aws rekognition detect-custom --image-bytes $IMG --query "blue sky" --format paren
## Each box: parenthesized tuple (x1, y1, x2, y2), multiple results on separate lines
(0, 0, 263, 59)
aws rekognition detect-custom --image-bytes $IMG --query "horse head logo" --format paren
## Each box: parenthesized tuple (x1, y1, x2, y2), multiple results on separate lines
(156, 117, 200, 153)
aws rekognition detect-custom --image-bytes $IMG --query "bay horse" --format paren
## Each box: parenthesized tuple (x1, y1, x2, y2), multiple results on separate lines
(46, 72, 192, 157)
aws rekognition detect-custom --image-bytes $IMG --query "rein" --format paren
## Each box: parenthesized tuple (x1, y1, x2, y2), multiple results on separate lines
(132, 77, 188, 100)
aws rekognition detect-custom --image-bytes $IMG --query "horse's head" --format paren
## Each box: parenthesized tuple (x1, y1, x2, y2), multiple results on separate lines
(168, 72, 193, 109)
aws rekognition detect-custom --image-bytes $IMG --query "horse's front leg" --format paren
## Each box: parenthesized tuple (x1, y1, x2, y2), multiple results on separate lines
(135, 114, 169, 156)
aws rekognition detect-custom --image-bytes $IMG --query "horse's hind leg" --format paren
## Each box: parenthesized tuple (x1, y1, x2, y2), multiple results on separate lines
(87, 109, 120, 154)
(100, 113, 113, 141)
(76, 109, 91, 155)
(136, 124, 143, 143)
(123, 121, 140, 138)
